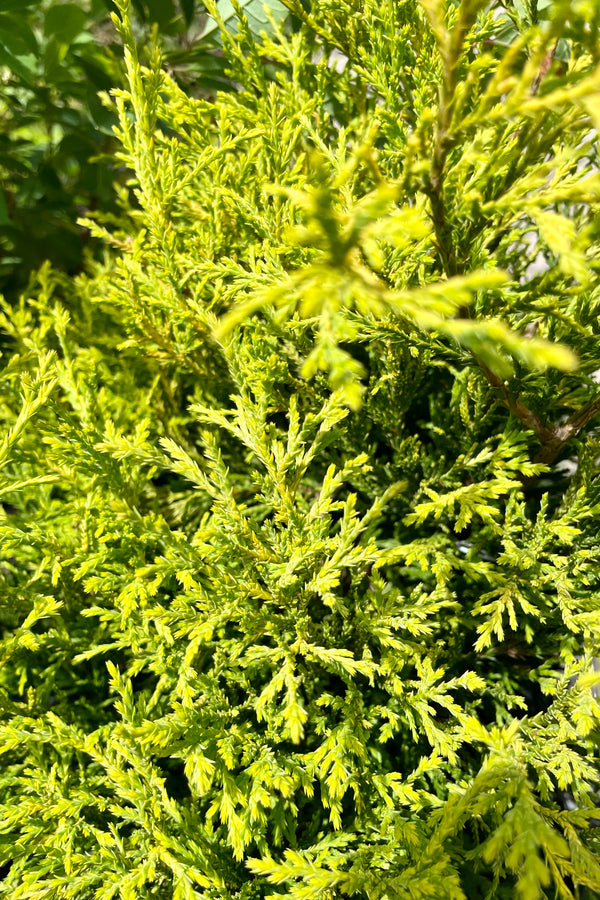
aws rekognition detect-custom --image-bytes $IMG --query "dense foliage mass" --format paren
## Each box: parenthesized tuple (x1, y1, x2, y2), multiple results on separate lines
(1, 0, 600, 896)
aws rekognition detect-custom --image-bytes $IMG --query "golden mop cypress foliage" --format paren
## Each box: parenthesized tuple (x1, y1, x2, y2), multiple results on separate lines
(1, 0, 600, 896)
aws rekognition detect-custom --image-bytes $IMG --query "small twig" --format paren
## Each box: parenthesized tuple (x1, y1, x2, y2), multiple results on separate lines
(531, 42, 558, 97)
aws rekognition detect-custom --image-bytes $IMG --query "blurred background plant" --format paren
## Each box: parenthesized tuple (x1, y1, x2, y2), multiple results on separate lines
(0, 0, 288, 302)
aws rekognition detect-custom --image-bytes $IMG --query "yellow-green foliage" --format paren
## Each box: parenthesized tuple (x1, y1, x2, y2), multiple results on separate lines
(1, 0, 600, 897)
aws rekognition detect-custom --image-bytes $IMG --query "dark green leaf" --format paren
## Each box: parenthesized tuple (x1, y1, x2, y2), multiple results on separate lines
(0, 189, 10, 226)
(0, 14, 38, 56)
(140, 0, 179, 31)
(0, 0, 38, 10)
(180, 0, 195, 25)
(44, 3, 88, 44)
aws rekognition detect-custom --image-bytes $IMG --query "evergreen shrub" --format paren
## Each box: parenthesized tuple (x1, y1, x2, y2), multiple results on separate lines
(2, 0, 600, 896)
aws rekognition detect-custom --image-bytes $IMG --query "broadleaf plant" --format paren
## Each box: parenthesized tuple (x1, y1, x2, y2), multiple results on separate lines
(1, 0, 600, 897)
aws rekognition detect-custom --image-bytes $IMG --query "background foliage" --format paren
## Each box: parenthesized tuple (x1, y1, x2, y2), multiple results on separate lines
(1, 0, 600, 897)
(0, 0, 287, 301)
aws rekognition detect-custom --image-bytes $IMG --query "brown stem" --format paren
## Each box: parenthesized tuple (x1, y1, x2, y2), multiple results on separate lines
(481, 362, 553, 439)
(534, 394, 600, 465)
(480, 361, 600, 467)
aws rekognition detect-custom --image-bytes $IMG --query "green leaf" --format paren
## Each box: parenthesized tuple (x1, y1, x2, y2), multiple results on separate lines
(180, 0, 195, 24)
(44, 3, 87, 44)
(0, 189, 10, 227)
(202, 0, 288, 38)
(140, 0, 179, 31)
(0, 45, 37, 82)
(0, 14, 38, 57)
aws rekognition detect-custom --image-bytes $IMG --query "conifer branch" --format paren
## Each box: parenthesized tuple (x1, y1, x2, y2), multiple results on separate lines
(422, 0, 486, 277)
(423, 59, 458, 277)
(481, 362, 600, 466)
